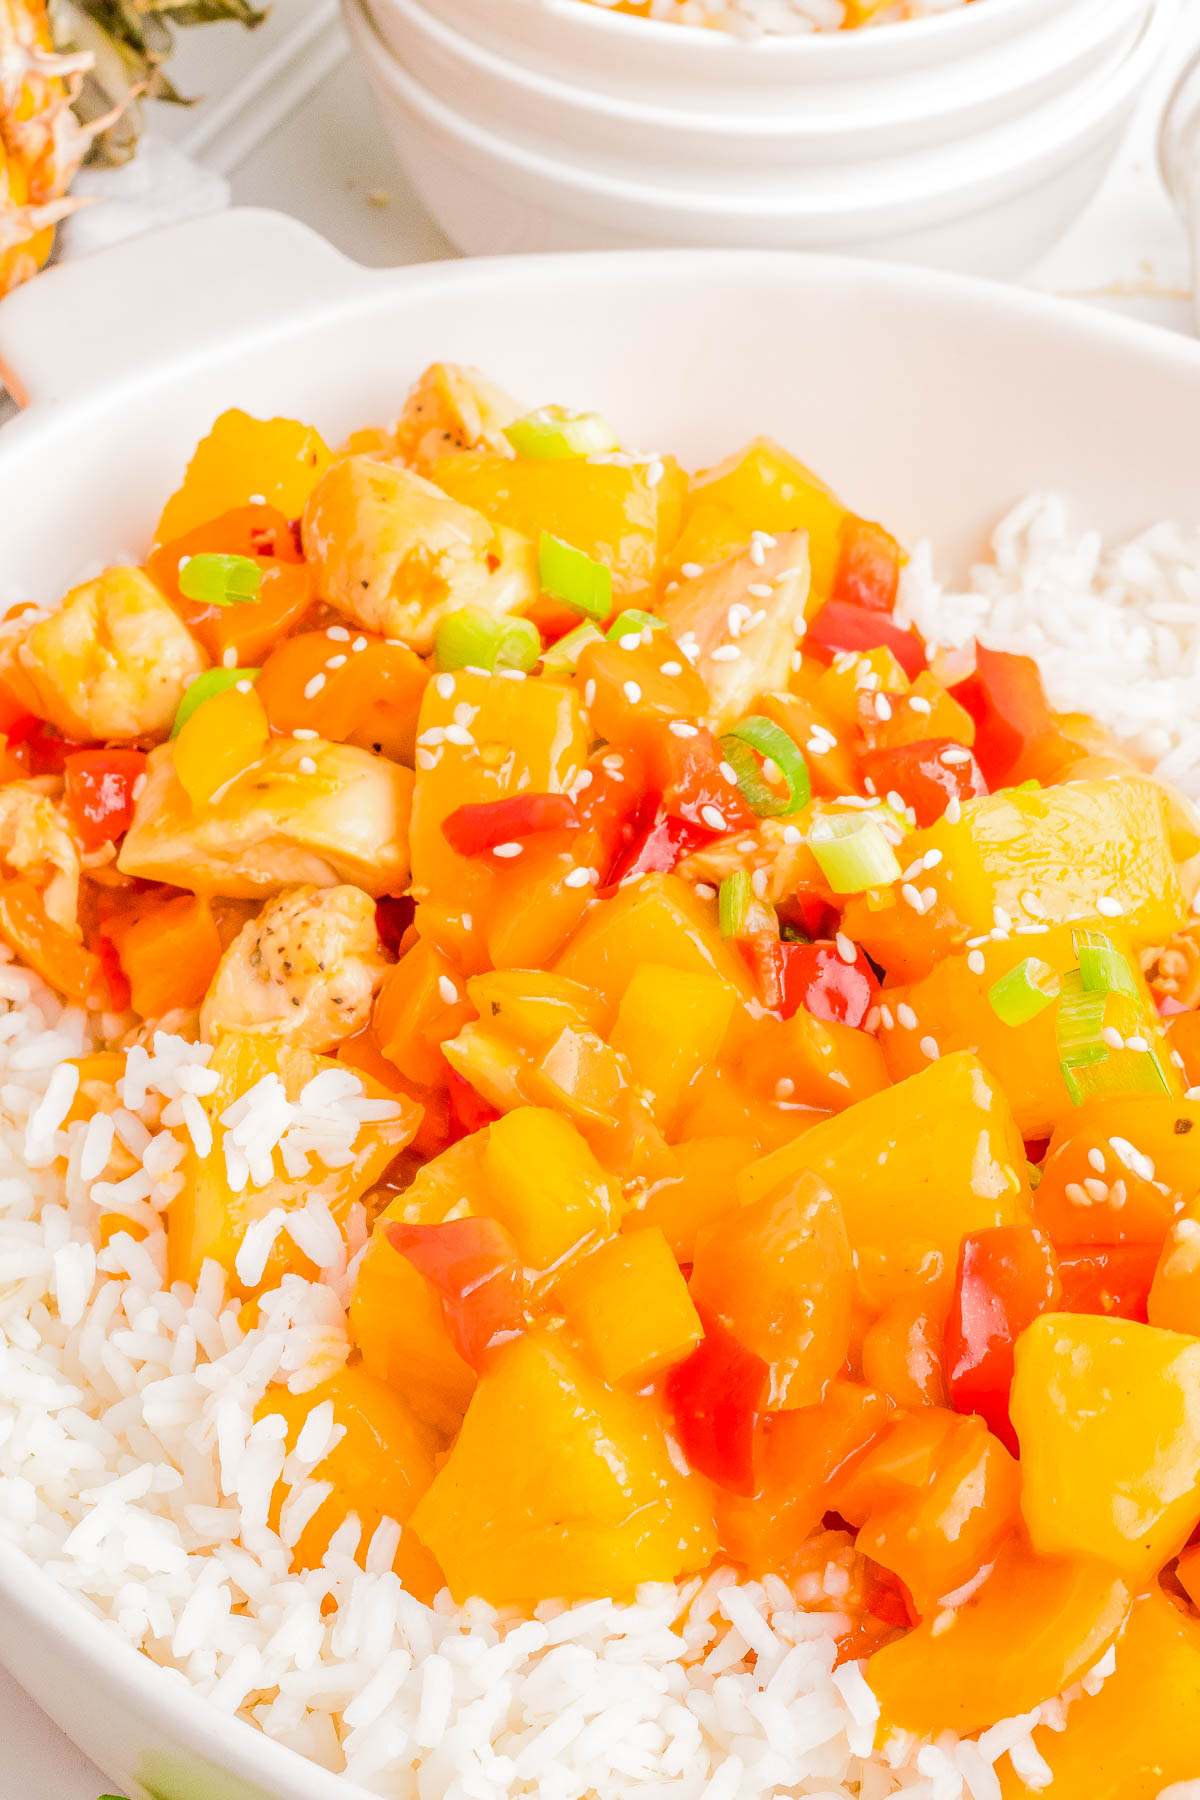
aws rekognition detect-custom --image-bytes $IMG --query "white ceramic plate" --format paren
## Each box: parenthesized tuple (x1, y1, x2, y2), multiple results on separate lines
(2, 211, 1200, 1800)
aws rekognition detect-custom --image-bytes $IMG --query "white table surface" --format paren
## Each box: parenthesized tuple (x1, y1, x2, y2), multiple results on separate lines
(7, 4, 1200, 1793)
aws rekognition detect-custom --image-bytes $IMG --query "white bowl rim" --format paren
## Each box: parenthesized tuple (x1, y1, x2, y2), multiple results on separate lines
(378, 0, 1149, 138)
(428, 0, 1081, 63)
(5, 232, 1200, 1799)
(353, 0, 1175, 217)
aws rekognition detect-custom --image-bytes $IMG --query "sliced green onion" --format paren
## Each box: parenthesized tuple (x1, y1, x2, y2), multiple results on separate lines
(504, 407, 620, 461)
(721, 716, 811, 818)
(178, 552, 263, 608)
(808, 816, 902, 894)
(540, 621, 605, 674)
(1060, 1044, 1109, 1105)
(434, 607, 541, 675)
(538, 532, 612, 620)
(171, 667, 260, 739)
(607, 609, 667, 644)
(719, 872, 752, 940)
(1074, 928, 1140, 999)
(988, 957, 1061, 1027)
(1026, 1160, 1044, 1190)
(1056, 968, 1106, 1050)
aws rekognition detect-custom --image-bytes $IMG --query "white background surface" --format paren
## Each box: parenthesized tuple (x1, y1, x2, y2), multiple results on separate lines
(6, 1, 1200, 1792)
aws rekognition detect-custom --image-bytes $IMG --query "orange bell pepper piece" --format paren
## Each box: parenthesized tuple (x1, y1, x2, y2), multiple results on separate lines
(630, 1135, 750, 1262)
(1148, 1196, 1200, 1335)
(555, 1226, 703, 1386)
(147, 504, 314, 666)
(113, 893, 223, 1020)
(690, 1168, 852, 1410)
(257, 628, 429, 765)
(1033, 1095, 1200, 1247)
(860, 1292, 948, 1411)
(1166, 1009, 1200, 1087)
(373, 940, 475, 1087)
(0, 881, 101, 1007)
(573, 631, 710, 760)
(155, 410, 331, 546)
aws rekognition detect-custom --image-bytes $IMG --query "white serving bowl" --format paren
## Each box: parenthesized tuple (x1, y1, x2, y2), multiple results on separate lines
(423, 0, 1108, 105)
(347, 0, 1174, 270)
(3, 210, 1200, 1800)
(368, 0, 1149, 166)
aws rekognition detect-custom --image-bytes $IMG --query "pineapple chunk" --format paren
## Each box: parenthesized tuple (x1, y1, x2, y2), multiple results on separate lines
(658, 533, 811, 729)
(9, 566, 206, 741)
(119, 737, 412, 899)
(302, 455, 536, 653)
(155, 410, 331, 545)
(200, 885, 389, 1053)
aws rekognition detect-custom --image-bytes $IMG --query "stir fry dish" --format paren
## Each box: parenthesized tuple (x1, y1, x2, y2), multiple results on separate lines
(5, 363, 1200, 1785)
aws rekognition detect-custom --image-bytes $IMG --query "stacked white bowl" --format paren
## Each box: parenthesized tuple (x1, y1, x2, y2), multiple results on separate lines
(345, 0, 1177, 273)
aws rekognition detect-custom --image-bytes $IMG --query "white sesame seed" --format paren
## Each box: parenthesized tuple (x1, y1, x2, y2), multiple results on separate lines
(701, 805, 728, 833)
(901, 883, 925, 913)
(661, 661, 683, 677)
(1110, 1136, 1154, 1182)
(437, 976, 459, 1005)
(694, 882, 716, 899)
(436, 673, 456, 701)
(752, 530, 778, 550)
(177, 555, 191, 571)
(967, 950, 985, 975)
(298, 755, 317, 775)
(131, 774, 147, 803)
(234, 679, 253, 695)
(920, 1035, 940, 1061)
(622, 681, 643, 704)
(563, 867, 592, 889)
(774, 1077, 795, 1101)
(747, 582, 773, 600)
(584, 680, 596, 708)
(1097, 896, 1124, 917)
(326, 654, 348, 670)
(352, 636, 368, 652)
(782, 824, 802, 845)
(749, 867, 767, 900)
(326, 625, 350, 641)
(669, 721, 699, 738)
(497, 668, 527, 681)
(681, 562, 704, 579)
(874, 694, 893, 722)
(945, 797, 963, 824)
(923, 849, 944, 870)
(415, 749, 438, 771)
(879, 1005, 895, 1031)
(645, 459, 665, 488)
(304, 674, 326, 699)
(710, 644, 741, 663)
(749, 542, 766, 567)
(443, 725, 474, 747)
(921, 887, 938, 911)
(719, 761, 739, 785)
(909, 696, 933, 715)
(993, 906, 1013, 932)
(836, 933, 856, 965)
(618, 632, 642, 651)
(1087, 1148, 1107, 1174)
(221, 647, 238, 669)
(940, 747, 972, 766)
(1126, 1036, 1150, 1054)
(897, 1003, 918, 1030)
(248, 493, 266, 505)
(461, 913, 473, 931)
(492, 842, 523, 859)
(292, 727, 319, 741)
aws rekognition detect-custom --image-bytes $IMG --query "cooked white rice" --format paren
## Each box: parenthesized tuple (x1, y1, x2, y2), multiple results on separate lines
(578, 0, 969, 39)
(1, 493, 1190, 1797)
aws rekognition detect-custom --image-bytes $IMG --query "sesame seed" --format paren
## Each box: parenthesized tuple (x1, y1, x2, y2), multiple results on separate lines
(622, 681, 643, 704)
(681, 562, 704, 579)
(1126, 1035, 1150, 1054)
(874, 693, 893, 721)
(443, 724, 474, 746)
(701, 805, 728, 833)
(921, 886, 938, 910)
(234, 679, 253, 695)
(694, 882, 716, 899)
(563, 867, 593, 889)
(1110, 1135, 1154, 1182)
(710, 644, 741, 663)
(967, 950, 985, 975)
(782, 824, 802, 845)
(661, 660, 683, 677)
(131, 774, 147, 803)
(436, 673, 456, 700)
(645, 459, 665, 488)
(617, 632, 642, 651)
(791, 652, 805, 672)
(352, 636, 368, 652)
(669, 721, 699, 738)
(492, 842, 523, 859)
(326, 625, 350, 641)
(993, 906, 1013, 932)
(836, 932, 856, 964)
(719, 761, 739, 785)
(248, 493, 266, 505)
(437, 976, 459, 1004)
(292, 727, 319, 741)
(923, 849, 944, 870)
(326, 654, 348, 670)
(584, 680, 597, 708)
(909, 696, 933, 715)
(901, 883, 925, 913)
(304, 674, 326, 699)
(1087, 1148, 1107, 1174)
(945, 797, 963, 824)
(298, 755, 317, 775)
(747, 582, 773, 600)
(879, 1005, 895, 1030)
(497, 668, 526, 681)
(897, 1003, 918, 1030)
(751, 868, 768, 899)
(749, 542, 766, 567)
(415, 749, 438, 771)
(221, 647, 238, 669)
(941, 747, 972, 766)
(177, 555, 192, 571)
(920, 1035, 940, 1061)
(752, 530, 778, 550)
(1097, 896, 1123, 917)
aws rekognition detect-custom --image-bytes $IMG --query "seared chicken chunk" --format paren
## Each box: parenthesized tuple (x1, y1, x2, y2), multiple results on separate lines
(119, 738, 412, 899)
(0, 781, 81, 929)
(392, 362, 522, 475)
(201, 884, 389, 1052)
(659, 533, 811, 730)
(302, 456, 536, 654)
(10, 567, 206, 742)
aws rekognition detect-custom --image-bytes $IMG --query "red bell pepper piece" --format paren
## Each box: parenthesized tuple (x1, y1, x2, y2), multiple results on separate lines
(442, 792, 579, 857)
(777, 893, 836, 941)
(1056, 1244, 1160, 1323)
(863, 1559, 919, 1628)
(63, 749, 147, 851)
(643, 721, 757, 835)
(945, 1225, 1060, 1455)
(807, 602, 927, 681)
(384, 1216, 525, 1369)
(861, 738, 987, 828)
(93, 929, 132, 1013)
(601, 801, 711, 892)
(445, 1067, 502, 1140)
(950, 646, 1055, 788)
(739, 936, 879, 1027)
(833, 516, 904, 614)
(665, 1309, 769, 1496)
(374, 894, 416, 958)
(5, 714, 90, 777)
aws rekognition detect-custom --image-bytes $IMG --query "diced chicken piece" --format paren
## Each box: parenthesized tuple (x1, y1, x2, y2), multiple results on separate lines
(0, 780, 81, 929)
(658, 532, 811, 730)
(677, 816, 816, 905)
(391, 362, 522, 475)
(201, 884, 389, 1052)
(302, 456, 536, 654)
(119, 738, 412, 899)
(10, 566, 207, 742)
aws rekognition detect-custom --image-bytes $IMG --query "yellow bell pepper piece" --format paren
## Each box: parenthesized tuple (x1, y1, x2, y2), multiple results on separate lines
(171, 682, 271, 807)
(555, 1227, 703, 1385)
(257, 1367, 442, 1599)
(168, 1031, 419, 1297)
(686, 438, 847, 606)
(409, 1332, 717, 1605)
(630, 1135, 751, 1261)
(465, 969, 612, 1048)
(1149, 1196, 1200, 1335)
(608, 963, 739, 1134)
(1011, 1313, 1200, 1582)
(691, 1169, 852, 1410)
(482, 1106, 618, 1272)
(554, 872, 751, 1011)
(155, 410, 331, 545)
(740, 1052, 1030, 1310)
(880, 921, 1180, 1141)
(999, 1590, 1200, 1800)
(866, 1536, 1131, 1738)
